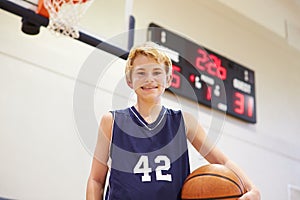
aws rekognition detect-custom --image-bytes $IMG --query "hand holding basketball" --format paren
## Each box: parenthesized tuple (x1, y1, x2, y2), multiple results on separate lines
(238, 187, 261, 200)
(181, 164, 246, 200)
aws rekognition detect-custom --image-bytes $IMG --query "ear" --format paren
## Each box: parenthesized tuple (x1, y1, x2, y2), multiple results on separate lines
(127, 79, 134, 89)
(165, 75, 173, 88)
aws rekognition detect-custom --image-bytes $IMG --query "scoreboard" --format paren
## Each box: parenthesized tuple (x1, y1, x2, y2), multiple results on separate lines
(147, 23, 256, 123)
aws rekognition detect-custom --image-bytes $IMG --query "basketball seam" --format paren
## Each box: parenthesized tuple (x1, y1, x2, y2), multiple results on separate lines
(183, 173, 244, 195)
(229, 168, 247, 193)
(181, 193, 243, 200)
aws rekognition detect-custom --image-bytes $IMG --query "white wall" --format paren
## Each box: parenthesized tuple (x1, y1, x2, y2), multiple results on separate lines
(1, 0, 300, 199)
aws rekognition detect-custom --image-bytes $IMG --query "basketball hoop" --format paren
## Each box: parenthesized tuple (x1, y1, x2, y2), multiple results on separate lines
(37, 0, 94, 38)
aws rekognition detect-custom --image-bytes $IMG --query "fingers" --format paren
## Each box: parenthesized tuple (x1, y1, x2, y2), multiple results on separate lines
(238, 189, 260, 200)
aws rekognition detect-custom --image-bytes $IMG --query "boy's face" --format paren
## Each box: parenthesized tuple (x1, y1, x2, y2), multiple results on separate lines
(128, 55, 172, 101)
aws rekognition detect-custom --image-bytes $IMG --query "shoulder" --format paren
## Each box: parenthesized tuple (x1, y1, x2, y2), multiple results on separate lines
(99, 112, 113, 139)
(101, 112, 113, 123)
(111, 107, 131, 116)
(164, 107, 182, 116)
(163, 107, 197, 123)
(181, 111, 200, 131)
(163, 108, 197, 124)
(100, 107, 131, 128)
(182, 111, 196, 122)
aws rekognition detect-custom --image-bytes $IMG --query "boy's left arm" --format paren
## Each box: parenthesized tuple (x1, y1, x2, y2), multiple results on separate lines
(224, 159, 261, 200)
(183, 112, 260, 200)
(203, 146, 260, 199)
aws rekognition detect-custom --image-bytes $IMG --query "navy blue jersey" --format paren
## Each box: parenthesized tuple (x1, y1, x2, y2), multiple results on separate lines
(105, 106, 190, 200)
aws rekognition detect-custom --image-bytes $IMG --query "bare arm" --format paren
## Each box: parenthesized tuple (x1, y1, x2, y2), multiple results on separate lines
(183, 112, 260, 200)
(86, 113, 113, 200)
(86, 159, 108, 200)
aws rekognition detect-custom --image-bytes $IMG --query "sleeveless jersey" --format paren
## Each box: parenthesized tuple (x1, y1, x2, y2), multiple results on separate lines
(105, 106, 190, 200)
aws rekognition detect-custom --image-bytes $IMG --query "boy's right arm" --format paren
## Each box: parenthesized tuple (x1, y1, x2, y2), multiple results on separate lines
(86, 113, 113, 200)
(86, 159, 108, 199)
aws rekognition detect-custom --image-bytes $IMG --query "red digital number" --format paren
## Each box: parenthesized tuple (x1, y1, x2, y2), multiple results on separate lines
(233, 92, 254, 117)
(195, 48, 227, 80)
(247, 96, 254, 117)
(234, 92, 244, 115)
(171, 64, 181, 88)
(206, 86, 212, 101)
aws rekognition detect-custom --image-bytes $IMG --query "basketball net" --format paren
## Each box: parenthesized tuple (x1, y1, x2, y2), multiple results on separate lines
(37, 0, 94, 38)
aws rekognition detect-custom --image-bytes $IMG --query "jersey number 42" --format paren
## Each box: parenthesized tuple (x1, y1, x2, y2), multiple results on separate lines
(133, 155, 172, 182)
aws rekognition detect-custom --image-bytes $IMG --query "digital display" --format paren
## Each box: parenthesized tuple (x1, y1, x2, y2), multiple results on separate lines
(148, 23, 256, 123)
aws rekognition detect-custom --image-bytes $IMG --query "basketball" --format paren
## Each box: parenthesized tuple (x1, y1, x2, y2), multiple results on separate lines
(181, 164, 246, 200)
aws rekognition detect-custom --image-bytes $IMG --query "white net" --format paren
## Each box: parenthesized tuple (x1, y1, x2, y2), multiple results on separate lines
(43, 0, 93, 38)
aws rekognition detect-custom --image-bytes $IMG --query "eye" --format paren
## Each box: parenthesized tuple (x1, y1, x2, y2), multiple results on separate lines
(153, 71, 162, 76)
(137, 71, 145, 75)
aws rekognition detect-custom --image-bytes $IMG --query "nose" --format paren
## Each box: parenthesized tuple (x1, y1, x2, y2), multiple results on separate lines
(144, 72, 154, 82)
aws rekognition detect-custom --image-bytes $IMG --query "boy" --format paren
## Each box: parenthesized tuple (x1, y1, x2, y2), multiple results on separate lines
(86, 42, 260, 200)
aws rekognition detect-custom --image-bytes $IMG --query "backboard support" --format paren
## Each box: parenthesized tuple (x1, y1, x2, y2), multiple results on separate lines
(0, 0, 131, 59)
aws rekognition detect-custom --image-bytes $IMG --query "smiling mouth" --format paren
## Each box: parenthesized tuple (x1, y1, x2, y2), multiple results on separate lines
(141, 86, 158, 90)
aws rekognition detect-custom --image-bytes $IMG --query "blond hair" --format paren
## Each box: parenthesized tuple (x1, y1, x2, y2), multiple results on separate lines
(125, 41, 172, 83)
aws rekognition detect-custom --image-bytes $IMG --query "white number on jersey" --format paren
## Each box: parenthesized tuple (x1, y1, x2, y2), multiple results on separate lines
(155, 155, 172, 181)
(133, 155, 152, 182)
(133, 155, 172, 182)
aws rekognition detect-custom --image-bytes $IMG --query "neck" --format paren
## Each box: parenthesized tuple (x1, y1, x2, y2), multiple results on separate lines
(134, 99, 162, 123)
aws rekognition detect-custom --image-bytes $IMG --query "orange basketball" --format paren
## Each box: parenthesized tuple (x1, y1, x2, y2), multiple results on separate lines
(181, 164, 246, 200)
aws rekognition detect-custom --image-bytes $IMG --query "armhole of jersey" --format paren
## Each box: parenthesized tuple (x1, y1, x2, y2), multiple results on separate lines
(181, 111, 188, 136)
(109, 110, 116, 139)
(107, 111, 115, 170)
